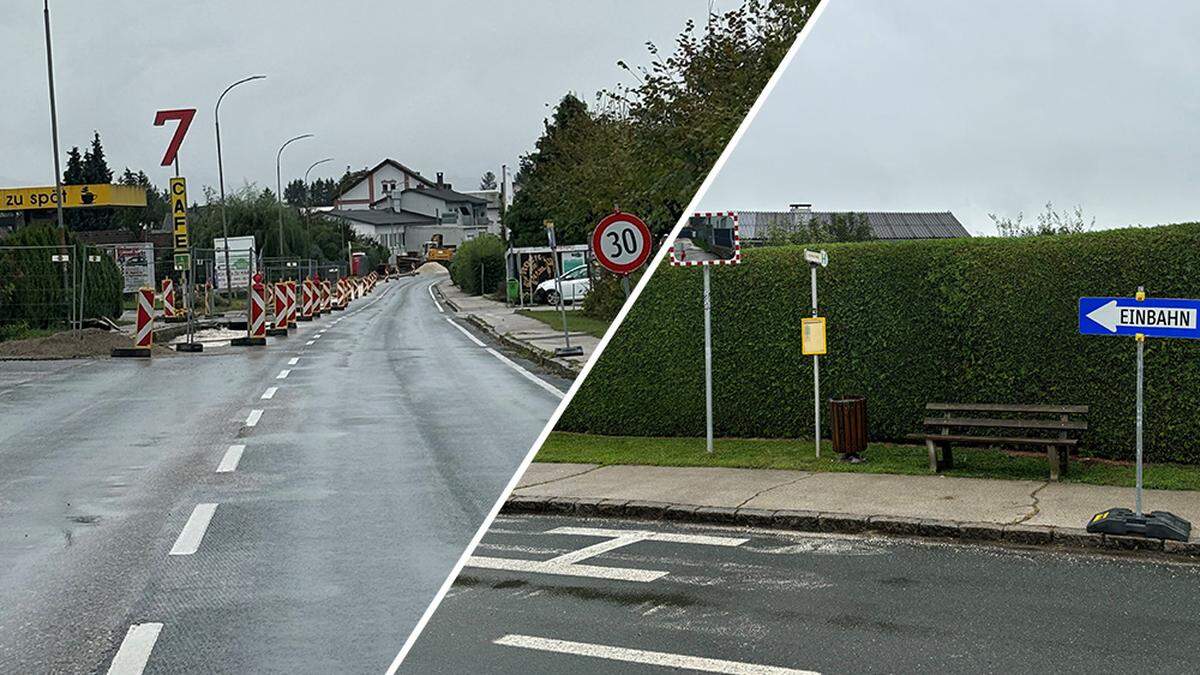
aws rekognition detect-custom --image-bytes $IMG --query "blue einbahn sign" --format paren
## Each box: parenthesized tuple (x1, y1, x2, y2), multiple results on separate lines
(1078, 296, 1200, 339)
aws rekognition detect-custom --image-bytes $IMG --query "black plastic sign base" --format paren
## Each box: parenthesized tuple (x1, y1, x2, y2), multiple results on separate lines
(266, 328, 288, 337)
(230, 336, 267, 346)
(555, 346, 585, 357)
(1086, 507, 1192, 542)
(163, 316, 188, 324)
(297, 316, 313, 322)
(175, 342, 203, 353)
(111, 347, 151, 358)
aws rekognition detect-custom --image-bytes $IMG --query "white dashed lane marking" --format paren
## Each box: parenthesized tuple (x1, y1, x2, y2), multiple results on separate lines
(288, 357, 299, 365)
(106, 623, 163, 675)
(216, 444, 245, 473)
(276, 370, 290, 380)
(169, 503, 218, 555)
(261, 386, 277, 399)
(245, 409, 264, 427)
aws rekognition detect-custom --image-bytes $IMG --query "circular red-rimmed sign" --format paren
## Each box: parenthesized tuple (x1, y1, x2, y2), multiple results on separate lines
(591, 211, 652, 275)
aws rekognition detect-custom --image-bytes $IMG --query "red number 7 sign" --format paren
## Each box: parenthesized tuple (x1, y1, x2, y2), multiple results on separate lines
(154, 108, 197, 167)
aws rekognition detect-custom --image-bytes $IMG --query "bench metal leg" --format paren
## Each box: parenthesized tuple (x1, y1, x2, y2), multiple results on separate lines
(1058, 445, 1069, 478)
(927, 440, 954, 472)
(1047, 445, 1061, 481)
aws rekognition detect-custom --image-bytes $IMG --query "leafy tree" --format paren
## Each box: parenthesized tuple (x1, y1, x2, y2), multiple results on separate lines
(450, 234, 506, 295)
(308, 178, 338, 206)
(479, 171, 498, 190)
(503, 0, 819, 248)
(111, 168, 168, 236)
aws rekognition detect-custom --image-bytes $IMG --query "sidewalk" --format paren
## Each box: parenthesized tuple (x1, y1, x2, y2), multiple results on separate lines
(437, 281, 598, 376)
(507, 462, 1200, 556)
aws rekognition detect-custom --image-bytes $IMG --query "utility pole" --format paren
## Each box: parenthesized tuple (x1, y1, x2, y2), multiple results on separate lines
(43, 0, 71, 332)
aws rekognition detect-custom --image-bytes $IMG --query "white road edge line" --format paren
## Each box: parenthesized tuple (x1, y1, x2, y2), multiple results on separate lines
(245, 409, 264, 427)
(288, 357, 299, 365)
(169, 503, 218, 555)
(261, 386, 278, 400)
(106, 622, 164, 675)
(485, 347, 564, 399)
(216, 444, 246, 473)
(380, 4, 832, 668)
(428, 282, 444, 312)
(444, 317, 485, 346)
(276, 370, 290, 380)
(493, 635, 820, 675)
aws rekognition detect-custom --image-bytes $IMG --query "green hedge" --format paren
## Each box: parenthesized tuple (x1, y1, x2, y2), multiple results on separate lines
(558, 223, 1200, 464)
(0, 225, 123, 328)
(450, 234, 506, 295)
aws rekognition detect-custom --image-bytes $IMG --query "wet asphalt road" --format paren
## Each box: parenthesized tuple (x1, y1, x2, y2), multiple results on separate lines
(0, 273, 566, 674)
(401, 513, 1200, 674)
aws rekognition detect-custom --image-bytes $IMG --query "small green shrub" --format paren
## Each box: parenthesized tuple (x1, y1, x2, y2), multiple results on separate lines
(450, 234, 506, 295)
(558, 223, 1200, 464)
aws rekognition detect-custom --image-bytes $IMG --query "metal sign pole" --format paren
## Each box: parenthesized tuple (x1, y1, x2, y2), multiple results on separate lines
(621, 275, 631, 299)
(811, 263, 821, 458)
(704, 264, 714, 454)
(1135, 332, 1145, 517)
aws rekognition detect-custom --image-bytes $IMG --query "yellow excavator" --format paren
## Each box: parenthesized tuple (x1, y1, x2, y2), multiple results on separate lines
(424, 233, 455, 262)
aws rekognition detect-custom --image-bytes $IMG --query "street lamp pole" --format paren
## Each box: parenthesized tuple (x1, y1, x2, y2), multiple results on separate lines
(43, 1, 72, 331)
(215, 74, 265, 303)
(303, 157, 333, 250)
(275, 134, 314, 257)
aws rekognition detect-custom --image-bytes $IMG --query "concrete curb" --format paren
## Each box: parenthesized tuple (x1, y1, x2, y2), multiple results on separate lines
(432, 284, 581, 379)
(500, 495, 1200, 559)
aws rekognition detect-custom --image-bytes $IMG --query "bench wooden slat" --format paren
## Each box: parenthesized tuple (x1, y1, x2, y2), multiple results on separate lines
(906, 433, 1078, 447)
(925, 402, 1089, 415)
(923, 416, 1087, 431)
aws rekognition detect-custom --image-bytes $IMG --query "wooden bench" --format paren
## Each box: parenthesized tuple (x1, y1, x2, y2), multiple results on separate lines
(906, 403, 1088, 481)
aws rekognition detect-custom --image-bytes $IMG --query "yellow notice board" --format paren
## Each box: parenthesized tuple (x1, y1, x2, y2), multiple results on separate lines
(169, 177, 189, 251)
(0, 184, 147, 211)
(802, 316, 827, 355)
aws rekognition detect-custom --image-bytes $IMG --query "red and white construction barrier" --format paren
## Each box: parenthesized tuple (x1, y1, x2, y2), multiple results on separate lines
(301, 277, 315, 321)
(273, 278, 291, 331)
(161, 278, 178, 319)
(113, 287, 155, 357)
(286, 279, 298, 327)
(320, 280, 331, 313)
(232, 275, 268, 346)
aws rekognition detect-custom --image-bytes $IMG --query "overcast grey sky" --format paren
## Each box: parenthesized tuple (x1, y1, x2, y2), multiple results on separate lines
(3, 0, 731, 197)
(699, 0, 1200, 234)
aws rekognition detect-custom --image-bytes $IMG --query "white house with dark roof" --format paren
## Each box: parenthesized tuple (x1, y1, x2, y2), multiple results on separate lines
(324, 159, 496, 261)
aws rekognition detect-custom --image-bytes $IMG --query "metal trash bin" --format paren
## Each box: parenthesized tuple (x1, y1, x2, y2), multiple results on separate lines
(829, 396, 868, 461)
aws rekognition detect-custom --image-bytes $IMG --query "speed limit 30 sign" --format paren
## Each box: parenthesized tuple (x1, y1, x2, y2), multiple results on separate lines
(591, 211, 652, 275)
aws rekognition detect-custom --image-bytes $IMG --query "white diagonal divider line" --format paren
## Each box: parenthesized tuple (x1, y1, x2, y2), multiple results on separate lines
(216, 444, 245, 473)
(261, 386, 278, 400)
(169, 503, 218, 555)
(484, 347, 565, 400)
(107, 622, 164, 675)
(493, 635, 820, 675)
(445, 317, 485, 346)
(464, 526, 746, 582)
(245, 409, 263, 427)
(546, 532, 650, 565)
(467, 555, 667, 582)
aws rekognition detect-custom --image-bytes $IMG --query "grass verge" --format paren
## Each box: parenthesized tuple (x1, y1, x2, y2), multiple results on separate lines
(538, 432, 1200, 491)
(516, 309, 611, 338)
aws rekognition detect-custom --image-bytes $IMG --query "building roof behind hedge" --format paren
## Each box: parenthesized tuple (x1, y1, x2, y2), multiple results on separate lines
(737, 210, 969, 240)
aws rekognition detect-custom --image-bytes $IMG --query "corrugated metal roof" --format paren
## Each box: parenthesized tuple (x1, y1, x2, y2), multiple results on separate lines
(737, 210, 969, 241)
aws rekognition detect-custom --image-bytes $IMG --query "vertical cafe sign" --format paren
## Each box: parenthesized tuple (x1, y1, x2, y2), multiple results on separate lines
(170, 177, 190, 271)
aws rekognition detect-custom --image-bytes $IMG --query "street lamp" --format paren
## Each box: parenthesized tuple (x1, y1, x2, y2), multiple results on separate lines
(215, 74, 265, 302)
(303, 157, 334, 260)
(275, 134, 314, 257)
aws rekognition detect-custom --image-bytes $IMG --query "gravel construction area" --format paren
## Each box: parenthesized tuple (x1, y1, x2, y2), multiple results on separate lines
(416, 262, 449, 275)
(0, 328, 174, 360)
